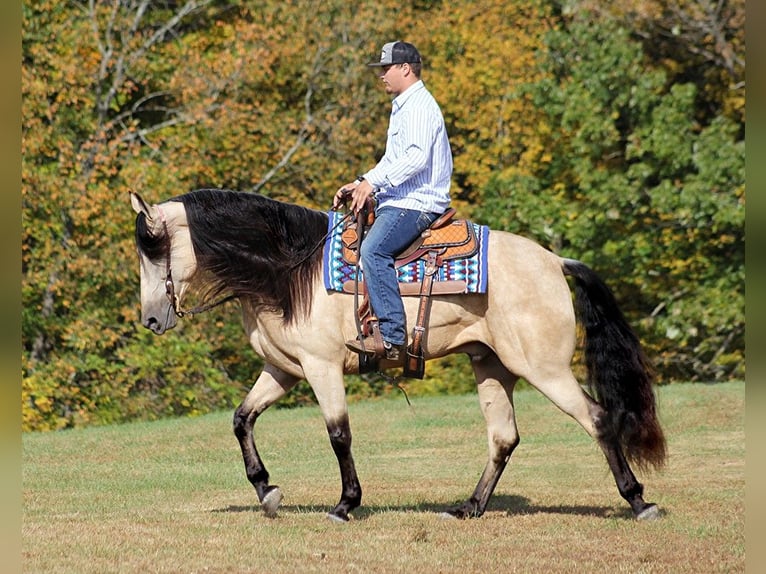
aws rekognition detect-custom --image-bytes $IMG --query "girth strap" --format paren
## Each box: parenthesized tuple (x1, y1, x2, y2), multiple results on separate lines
(403, 250, 439, 379)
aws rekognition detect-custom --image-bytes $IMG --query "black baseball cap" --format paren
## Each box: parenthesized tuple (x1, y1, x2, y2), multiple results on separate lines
(367, 41, 422, 67)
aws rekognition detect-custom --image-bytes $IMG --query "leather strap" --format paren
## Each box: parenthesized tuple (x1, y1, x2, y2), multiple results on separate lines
(404, 250, 439, 379)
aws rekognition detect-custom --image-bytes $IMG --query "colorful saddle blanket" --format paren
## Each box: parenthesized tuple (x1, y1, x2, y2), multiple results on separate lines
(322, 210, 490, 294)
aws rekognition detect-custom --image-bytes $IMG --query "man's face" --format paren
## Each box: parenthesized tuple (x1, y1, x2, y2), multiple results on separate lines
(377, 63, 410, 96)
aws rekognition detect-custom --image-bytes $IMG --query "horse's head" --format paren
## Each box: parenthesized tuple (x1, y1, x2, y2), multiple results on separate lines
(130, 192, 197, 334)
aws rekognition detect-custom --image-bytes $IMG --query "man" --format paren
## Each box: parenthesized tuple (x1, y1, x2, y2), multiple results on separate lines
(333, 41, 453, 361)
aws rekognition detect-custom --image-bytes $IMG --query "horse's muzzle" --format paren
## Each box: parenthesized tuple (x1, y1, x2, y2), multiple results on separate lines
(142, 305, 177, 335)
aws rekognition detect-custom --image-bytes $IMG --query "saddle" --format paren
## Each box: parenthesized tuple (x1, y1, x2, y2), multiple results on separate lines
(341, 207, 479, 379)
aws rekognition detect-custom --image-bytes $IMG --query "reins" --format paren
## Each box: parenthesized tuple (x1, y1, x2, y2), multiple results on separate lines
(290, 203, 370, 353)
(326, 196, 376, 355)
(287, 200, 412, 402)
(351, 209, 368, 354)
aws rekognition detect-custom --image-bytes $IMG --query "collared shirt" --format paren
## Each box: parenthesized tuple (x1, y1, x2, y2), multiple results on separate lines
(363, 80, 453, 214)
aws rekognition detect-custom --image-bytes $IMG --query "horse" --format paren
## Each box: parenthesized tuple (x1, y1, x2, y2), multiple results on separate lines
(129, 188, 666, 522)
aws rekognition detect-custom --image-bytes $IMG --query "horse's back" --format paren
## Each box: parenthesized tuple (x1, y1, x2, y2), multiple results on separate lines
(486, 229, 570, 301)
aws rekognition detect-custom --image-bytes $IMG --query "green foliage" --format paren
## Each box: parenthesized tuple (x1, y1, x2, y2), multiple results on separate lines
(22, 0, 745, 430)
(473, 13, 744, 382)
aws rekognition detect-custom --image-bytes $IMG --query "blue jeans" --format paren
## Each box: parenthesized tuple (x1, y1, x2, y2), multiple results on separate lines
(359, 207, 440, 346)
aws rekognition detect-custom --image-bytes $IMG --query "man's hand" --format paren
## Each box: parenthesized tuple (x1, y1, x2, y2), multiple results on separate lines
(333, 179, 373, 214)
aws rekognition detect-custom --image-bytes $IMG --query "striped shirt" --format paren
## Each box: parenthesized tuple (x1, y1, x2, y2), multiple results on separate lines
(363, 80, 453, 214)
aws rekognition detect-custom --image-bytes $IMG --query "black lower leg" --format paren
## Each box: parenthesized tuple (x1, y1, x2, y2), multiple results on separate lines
(599, 437, 655, 516)
(233, 405, 273, 502)
(327, 415, 362, 521)
(447, 451, 512, 519)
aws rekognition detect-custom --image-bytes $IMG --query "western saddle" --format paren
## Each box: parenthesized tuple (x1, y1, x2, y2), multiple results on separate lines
(340, 203, 479, 378)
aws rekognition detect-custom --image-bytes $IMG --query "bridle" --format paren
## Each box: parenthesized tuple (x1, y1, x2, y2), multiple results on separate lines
(156, 205, 234, 318)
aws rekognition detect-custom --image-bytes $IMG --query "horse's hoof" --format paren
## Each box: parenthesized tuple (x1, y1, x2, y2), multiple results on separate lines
(262, 487, 283, 518)
(636, 504, 661, 521)
(326, 512, 349, 523)
(439, 512, 459, 520)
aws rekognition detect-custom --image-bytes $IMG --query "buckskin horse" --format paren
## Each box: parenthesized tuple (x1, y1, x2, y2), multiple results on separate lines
(130, 188, 666, 522)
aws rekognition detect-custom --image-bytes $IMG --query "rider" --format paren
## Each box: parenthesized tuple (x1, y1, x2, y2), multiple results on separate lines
(333, 41, 453, 361)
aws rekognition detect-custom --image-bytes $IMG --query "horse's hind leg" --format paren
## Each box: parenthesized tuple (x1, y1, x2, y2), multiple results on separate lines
(446, 351, 519, 519)
(585, 397, 660, 519)
(233, 364, 299, 517)
(596, 428, 660, 520)
(529, 372, 658, 519)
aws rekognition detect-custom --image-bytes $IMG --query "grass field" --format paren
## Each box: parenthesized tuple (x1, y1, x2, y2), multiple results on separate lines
(22, 381, 744, 573)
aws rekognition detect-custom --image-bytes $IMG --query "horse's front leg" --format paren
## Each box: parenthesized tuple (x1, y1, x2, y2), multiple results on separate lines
(307, 366, 362, 522)
(233, 363, 299, 517)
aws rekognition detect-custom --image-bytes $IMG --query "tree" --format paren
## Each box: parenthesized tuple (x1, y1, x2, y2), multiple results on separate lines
(22, 0, 745, 431)
(473, 10, 744, 381)
(22, 0, 247, 430)
(22, 0, 413, 430)
(406, 0, 550, 209)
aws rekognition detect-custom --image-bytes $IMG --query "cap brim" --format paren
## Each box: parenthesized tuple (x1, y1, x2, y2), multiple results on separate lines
(367, 62, 386, 67)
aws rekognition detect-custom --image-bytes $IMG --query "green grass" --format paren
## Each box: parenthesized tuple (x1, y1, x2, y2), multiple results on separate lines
(22, 382, 744, 573)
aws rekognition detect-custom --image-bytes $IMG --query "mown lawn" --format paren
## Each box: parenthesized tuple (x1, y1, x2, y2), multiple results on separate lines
(22, 382, 744, 573)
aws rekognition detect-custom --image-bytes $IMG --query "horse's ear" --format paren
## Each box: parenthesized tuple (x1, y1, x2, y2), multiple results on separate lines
(130, 191, 153, 220)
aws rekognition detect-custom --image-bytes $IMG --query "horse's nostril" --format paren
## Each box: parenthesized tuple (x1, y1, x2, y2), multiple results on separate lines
(145, 317, 162, 334)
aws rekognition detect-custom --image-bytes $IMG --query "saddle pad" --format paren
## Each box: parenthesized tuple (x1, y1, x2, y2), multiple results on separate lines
(322, 210, 490, 294)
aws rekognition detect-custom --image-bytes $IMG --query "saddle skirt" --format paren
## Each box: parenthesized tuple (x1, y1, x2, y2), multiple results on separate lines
(322, 210, 490, 295)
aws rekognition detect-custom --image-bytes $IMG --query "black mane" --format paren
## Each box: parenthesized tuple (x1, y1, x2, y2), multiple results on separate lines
(175, 189, 329, 323)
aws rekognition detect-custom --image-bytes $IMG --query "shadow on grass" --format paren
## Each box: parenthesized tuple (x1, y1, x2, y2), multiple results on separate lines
(213, 494, 636, 520)
(490, 494, 635, 519)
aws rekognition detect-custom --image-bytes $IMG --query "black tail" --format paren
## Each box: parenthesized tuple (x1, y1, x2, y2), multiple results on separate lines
(563, 259, 666, 470)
